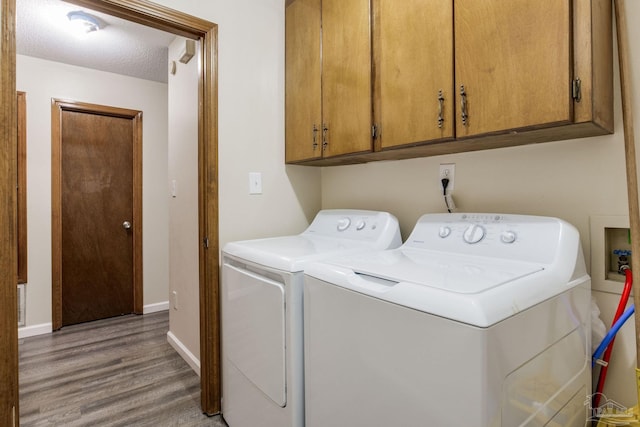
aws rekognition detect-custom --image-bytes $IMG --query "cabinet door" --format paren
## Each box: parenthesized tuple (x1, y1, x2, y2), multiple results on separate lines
(285, 0, 322, 163)
(375, 0, 454, 149)
(454, 0, 572, 138)
(322, 0, 372, 158)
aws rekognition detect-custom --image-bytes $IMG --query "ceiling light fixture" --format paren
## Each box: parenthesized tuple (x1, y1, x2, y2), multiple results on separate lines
(67, 10, 100, 33)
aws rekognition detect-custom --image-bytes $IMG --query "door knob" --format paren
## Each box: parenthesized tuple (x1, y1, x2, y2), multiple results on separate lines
(122, 221, 132, 230)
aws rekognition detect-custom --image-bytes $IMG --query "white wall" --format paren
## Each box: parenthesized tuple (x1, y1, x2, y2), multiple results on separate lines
(167, 37, 201, 368)
(152, 0, 322, 367)
(321, 5, 640, 407)
(152, 0, 321, 249)
(16, 54, 170, 328)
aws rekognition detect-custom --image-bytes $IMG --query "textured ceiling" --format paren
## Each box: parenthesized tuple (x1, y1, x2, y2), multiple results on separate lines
(17, 0, 176, 83)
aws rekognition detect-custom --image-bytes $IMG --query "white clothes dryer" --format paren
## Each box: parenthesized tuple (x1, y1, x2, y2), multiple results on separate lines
(221, 209, 401, 427)
(304, 213, 590, 427)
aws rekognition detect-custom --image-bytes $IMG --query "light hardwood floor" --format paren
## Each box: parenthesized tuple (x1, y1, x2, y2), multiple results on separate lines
(19, 311, 227, 426)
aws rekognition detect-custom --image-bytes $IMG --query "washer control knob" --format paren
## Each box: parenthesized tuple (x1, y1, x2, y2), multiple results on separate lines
(356, 220, 366, 230)
(463, 224, 485, 244)
(438, 226, 451, 238)
(337, 217, 351, 231)
(500, 230, 517, 244)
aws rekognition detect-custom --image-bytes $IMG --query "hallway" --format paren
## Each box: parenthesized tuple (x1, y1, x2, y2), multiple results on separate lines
(19, 311, 226, 426)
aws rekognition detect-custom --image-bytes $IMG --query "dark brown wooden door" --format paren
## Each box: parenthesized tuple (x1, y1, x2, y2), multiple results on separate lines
(54, 102, 143, 327)
(61, 110, 133, 325)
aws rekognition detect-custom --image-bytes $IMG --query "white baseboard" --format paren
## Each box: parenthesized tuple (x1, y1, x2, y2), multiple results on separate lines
(18, 303, 169, 339)
(167, 331, 201, 377)
(18, 323, 52, 339)
(143, 301, 169, 314)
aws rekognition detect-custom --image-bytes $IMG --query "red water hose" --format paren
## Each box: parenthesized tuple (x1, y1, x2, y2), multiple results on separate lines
(593, 268, 633, 408)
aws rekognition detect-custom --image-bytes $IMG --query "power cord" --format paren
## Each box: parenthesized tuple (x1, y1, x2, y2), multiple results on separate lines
(441, 178, 452, 213)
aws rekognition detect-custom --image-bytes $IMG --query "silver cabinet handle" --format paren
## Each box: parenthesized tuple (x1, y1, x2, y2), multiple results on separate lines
(123, 221, 132, 230)
(437, 90, 444, 129)
(460, 85, 468, 126)
(322, 124, 328, 150)
(312, 124, 319, 150)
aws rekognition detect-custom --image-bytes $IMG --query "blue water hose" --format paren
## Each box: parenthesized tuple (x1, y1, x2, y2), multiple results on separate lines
(592, 304, 635, 367)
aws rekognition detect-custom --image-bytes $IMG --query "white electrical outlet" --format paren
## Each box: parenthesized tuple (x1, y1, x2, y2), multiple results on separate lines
(439, 163, 455, 193)
(172, 290, 178, 311)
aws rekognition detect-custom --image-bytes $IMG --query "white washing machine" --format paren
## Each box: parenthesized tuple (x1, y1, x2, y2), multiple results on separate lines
(304, 213, 591, 427)
(221, 209, 402, 427)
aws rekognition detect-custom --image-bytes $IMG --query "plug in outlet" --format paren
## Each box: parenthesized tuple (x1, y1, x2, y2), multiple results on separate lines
(439, 163, 457, 212)
(172, 290, 178, 311)
(439, 163, 455, 193)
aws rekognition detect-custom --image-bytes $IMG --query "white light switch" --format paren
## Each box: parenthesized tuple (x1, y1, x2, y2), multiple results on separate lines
(249, 172, 262, 194)
(171, 180, 177, 198)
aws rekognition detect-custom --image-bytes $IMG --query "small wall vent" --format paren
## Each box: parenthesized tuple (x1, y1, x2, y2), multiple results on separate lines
(17, 284, 25, 327)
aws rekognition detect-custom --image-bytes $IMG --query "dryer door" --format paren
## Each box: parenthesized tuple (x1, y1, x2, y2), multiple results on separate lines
(223, 263, 287, 407)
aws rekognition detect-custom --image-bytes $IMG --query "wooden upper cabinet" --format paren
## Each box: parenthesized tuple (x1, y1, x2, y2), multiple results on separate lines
(285, 0, 612, 166)
(321, 0, 372, 158)
(285, 0, 322, 163)
(285, 0, 372, 163)
(374, 0, 454, 149)
(454, 0, 572, 138)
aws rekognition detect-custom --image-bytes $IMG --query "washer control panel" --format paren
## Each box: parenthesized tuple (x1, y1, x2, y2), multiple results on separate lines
(435, 215, 519, 246)
(406, 213, 567, 264)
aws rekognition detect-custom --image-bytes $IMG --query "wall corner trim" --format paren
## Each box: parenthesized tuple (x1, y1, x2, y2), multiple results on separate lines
(167, 330, 201, 376)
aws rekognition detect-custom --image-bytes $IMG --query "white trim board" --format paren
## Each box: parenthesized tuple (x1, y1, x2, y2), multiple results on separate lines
(167, 331, 201, 376)
(143, 301, 170, 314)
(18, 302, 170, 339)
(18, 323, 52, 339)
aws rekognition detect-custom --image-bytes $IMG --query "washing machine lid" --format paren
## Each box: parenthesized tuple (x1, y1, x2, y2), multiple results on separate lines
(305, 248, 581, 327)
(223, 235, 375, 272)
(348, 248, 544, 294)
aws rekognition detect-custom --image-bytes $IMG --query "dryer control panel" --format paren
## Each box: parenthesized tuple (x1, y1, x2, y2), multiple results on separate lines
(303, 210, 402, 249)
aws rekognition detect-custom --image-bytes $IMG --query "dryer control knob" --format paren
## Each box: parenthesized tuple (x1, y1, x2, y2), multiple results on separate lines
(356, 220, 366, 230)
(337, 217, 351, 231)
(438, 226, 451, 238)
(463, 224, 485, 244)
(500, 231, 517, 244)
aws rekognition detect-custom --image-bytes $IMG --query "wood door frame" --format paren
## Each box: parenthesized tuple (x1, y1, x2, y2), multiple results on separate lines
(0, 0, 19, 424)
(51, 99, 144, 328)
(63, 0, 220, 416)
(0, 0, 221, 420)
(17, 91, 27, 284)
